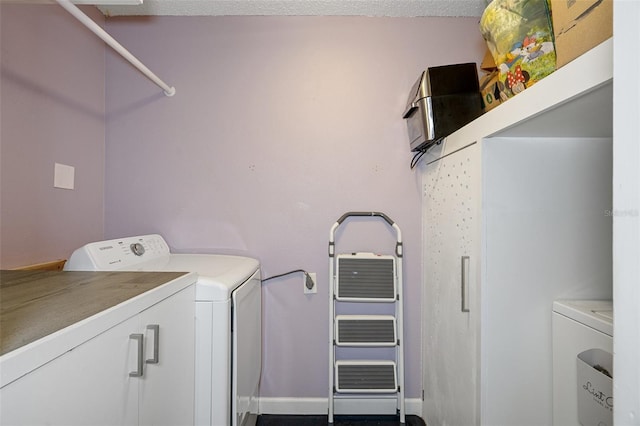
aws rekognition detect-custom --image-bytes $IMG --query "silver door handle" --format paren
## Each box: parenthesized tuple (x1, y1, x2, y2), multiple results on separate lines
(461, 256, 470, 313)
(129, 333, 144, 377)
(146, 324, 160, 364)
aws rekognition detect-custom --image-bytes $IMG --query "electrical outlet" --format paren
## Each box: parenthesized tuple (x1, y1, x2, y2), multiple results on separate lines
(304, 272, 317, 294)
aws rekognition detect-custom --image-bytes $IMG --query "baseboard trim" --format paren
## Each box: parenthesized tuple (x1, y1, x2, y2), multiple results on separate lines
(259, 397, 422, 417)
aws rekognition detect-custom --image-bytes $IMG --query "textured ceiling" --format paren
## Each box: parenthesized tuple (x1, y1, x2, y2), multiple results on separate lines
(97, 0, 487, 17)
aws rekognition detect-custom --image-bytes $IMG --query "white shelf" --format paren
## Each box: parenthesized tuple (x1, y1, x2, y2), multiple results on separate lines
(424, 38, 613, 163)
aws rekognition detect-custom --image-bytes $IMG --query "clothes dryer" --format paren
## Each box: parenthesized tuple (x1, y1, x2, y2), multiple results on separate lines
(65, 234, 261, 426)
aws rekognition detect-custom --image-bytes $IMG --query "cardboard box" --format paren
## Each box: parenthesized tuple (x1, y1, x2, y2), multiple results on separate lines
(480, 71, 501, 112)
(480, 48, 497, 73)
(551, 0, 613, 68)
(576, 349, 613, 426)
(479, 48, 501, 112)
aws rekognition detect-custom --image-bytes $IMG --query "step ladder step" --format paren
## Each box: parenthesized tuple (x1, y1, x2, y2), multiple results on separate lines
(335, 360, 398, 393)
(336, 254, 396, 302)
(335, 315, 397, 346)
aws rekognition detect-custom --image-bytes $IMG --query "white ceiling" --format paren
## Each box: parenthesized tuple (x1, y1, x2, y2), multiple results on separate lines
(97, 0, 487, 17)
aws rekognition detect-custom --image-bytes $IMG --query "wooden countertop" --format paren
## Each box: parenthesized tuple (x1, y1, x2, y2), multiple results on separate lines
(0, 270, 189, 356)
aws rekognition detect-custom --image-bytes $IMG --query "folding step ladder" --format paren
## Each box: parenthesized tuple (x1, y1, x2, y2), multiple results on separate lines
(328, 212, 405, 424)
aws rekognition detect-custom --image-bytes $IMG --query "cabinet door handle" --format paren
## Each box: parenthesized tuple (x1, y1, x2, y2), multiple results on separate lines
(129, 333, 144, 377)
(146, 324, 160, 364)
(461, 256, 470, 313)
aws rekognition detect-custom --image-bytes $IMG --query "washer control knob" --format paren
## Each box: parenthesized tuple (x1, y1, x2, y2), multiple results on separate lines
(130, 243, 145, 256)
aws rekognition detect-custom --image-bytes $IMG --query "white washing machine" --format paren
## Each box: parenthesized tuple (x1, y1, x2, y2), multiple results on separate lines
(552, 300, 613, 426)
(65, 234, 261, 426)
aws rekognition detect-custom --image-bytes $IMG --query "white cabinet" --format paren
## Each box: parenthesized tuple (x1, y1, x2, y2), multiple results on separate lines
(422, 142, 480, 426)
(421, 40, 614, 426)
(0, 284, 195, 426)
(1, 314, 139, 425)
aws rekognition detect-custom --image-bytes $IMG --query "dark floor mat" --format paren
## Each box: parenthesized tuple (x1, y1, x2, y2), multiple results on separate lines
(257, 414, 426, 426)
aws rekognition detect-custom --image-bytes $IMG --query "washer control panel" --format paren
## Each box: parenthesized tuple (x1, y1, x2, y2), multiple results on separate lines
(65, 234, 170, 271)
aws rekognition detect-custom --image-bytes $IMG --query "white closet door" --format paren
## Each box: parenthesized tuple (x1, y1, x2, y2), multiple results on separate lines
(422, 142, 480, 426)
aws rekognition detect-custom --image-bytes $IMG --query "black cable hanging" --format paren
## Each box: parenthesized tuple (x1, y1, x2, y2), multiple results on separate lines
(262, 269, 315, 289)
(410, 137, 444, 169)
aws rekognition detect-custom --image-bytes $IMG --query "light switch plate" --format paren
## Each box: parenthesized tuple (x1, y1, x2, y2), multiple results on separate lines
(54, 163, 75, 190)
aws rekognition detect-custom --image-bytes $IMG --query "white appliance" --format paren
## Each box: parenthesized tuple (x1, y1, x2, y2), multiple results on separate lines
(552, 300, 613, 426)
(65, 234, 261, 426)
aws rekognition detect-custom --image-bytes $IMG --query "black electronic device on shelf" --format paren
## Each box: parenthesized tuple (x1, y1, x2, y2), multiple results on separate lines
(403, 63, 482, 152)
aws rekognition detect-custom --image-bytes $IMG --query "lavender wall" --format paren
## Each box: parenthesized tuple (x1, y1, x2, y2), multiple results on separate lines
(0, 4, 105, 269)
(104, 16, 484, 401)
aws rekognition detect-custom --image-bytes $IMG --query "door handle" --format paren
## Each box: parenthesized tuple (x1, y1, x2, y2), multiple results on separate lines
(461, 256, 470, 313)
(129, 333, 144, 377)
(145, 324, 160, 364)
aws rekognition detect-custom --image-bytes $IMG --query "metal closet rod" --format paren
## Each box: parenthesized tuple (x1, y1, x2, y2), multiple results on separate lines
(56, 0, 176, 97)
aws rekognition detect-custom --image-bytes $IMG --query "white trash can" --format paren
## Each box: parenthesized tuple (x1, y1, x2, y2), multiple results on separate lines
(577, 348, 613, 426)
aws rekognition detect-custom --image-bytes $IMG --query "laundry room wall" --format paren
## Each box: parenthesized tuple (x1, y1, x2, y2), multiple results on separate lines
(103, 15, 484, 404)
(0, 4, 105, 269)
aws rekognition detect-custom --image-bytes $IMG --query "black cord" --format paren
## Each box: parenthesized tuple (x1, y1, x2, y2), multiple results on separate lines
(262, 269, 308, 283)
(410, 148, 427, 169)
(410, 137, 444, 169)
(262, 269, 316, 290)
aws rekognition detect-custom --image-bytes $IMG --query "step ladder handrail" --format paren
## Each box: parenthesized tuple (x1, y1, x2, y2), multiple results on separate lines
(328, 212, 403, 258)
